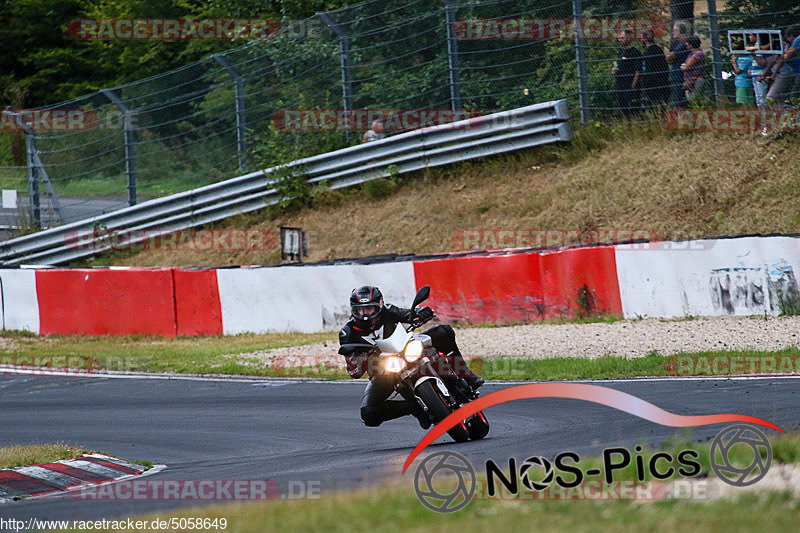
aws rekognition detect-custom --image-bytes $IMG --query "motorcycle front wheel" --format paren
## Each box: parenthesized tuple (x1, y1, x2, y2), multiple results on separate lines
(415, 380, 470, 442)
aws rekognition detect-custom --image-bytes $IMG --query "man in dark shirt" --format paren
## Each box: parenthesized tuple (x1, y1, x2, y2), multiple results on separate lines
(612, 29, 641, 119)
(666, 21, 690, 107)
(641, 31, 669, 109)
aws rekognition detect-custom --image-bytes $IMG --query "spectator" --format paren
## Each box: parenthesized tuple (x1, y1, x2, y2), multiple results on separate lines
(641, 30, 669, 109)
(760, 26, 800, 109)
(681, 35, 706, 101)
(666, 21, 691, 107)
(362, 119, 385, 143)
(746, 34, 769, 108)
(731, 47, 755, 106)
(612, 29, 642, 119)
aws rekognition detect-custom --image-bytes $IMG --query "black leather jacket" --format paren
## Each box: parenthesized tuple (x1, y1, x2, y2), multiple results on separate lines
(338, 304, 415, 378)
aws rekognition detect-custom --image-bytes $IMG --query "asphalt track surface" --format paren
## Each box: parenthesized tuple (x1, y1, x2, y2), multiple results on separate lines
(0, 374, 798, 526)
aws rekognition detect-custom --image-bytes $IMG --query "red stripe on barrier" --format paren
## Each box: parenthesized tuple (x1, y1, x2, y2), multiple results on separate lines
(39, 463, 111, 483)
(35, 269, 177, 336)
(540, 246, 622, 319)
(0, 471, 60, 495)
(413, 253, 544, 324)
(173, 269, 223, 335)
(413, 247, 623, 325)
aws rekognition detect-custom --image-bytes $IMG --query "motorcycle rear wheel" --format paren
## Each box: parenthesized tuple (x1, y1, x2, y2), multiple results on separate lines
(416, 380, 470, 442)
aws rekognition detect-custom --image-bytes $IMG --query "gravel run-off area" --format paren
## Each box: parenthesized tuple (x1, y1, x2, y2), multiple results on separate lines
(233, 315, 800, 368)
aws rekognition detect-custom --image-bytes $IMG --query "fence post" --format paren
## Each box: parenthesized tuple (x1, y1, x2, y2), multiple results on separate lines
(213, 54, 248, 170)
(706, 0, 724, 102)
(572, 0, 591, 124)
(3, 107, 64, 227)
(317, 12, 354, 142)
(102, 89, 137, 206)
(442, 0, 463, 113)
(24, 130, 41, 228)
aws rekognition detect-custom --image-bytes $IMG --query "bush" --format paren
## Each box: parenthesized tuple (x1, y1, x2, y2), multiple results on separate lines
(361, 178, 398, 200)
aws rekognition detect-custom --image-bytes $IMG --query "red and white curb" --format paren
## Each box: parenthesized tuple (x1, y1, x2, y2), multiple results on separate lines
(0, 453, 161, 503)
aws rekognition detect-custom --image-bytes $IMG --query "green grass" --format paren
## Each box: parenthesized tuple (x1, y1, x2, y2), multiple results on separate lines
(475, 352, 667, 381)
(109, 490, 796, 533)
(0, 444, 153, 473)
(0, 443, 87, 469)
(4, 330, 800, 380)
(0, 331, 337, 376)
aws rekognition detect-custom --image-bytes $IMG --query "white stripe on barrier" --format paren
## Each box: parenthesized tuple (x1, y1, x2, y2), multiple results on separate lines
(57, 459, 128, 479)
(615, 236, 800, 318)
(216, 262, 417, 333)
(0, 269, 40, 333)
(14, 466, 87, 490)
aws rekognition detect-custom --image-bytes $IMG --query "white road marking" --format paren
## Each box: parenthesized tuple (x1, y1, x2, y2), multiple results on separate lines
(2, 365, 800, 384)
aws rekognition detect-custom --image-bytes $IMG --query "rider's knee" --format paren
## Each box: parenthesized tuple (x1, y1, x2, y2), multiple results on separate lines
(361, 406, 383, 427)
(427, 324, 456, 343)
(440, 324, 456, 340)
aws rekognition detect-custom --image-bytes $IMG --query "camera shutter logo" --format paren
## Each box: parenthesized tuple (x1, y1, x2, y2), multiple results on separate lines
(413, 451, 475, 513)
(519, 456, 554, 491)
(710, 424, 772, 487)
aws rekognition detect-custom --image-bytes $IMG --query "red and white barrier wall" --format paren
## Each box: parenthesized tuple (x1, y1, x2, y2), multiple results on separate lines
(1, 235, 798, 336)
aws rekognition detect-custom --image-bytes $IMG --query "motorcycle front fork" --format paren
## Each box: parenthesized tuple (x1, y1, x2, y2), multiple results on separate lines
(395, 380, 430, 416)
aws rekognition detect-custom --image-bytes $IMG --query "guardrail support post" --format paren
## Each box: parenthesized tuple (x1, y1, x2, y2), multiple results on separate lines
(706, 0, 724, 102)
(443, 0, 463, 113)
(102, 89, 137, 206)
(572, 0, 591, 124)
(317, 12, 354, 143)
(212, 54, 248, 170)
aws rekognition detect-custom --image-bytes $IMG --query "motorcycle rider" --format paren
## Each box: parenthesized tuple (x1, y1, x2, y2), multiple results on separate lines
(338, 285, 484, 429)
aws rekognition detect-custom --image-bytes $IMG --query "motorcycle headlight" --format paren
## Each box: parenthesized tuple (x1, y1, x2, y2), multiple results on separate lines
(384, 356, 404, 373)
(403, 340, 424, 362)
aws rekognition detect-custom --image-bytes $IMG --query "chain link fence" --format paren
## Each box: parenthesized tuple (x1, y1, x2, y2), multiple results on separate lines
(2, 0, 799, 231)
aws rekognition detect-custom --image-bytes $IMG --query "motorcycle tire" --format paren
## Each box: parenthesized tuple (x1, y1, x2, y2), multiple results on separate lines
(467, 411, 490, 440)
(415, 379, 470, 443)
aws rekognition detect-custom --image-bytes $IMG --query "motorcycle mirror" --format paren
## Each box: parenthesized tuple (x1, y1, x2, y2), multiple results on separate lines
(411, 285, 430, 309)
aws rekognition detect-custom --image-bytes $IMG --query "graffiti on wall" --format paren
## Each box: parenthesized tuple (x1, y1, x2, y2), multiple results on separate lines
(709, 263, 799, 315)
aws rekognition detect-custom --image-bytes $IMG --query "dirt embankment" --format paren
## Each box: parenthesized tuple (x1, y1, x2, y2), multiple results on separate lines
(83, 126, 800, 267)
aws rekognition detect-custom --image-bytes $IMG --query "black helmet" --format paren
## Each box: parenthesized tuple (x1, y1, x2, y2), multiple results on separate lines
(350, 286, 384, 330)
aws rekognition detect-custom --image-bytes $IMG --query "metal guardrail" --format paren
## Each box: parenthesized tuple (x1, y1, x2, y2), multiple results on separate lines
(0, 100, 570, 266)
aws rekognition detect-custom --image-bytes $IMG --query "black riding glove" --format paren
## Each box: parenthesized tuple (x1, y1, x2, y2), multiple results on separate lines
(416, 306, 434, 321)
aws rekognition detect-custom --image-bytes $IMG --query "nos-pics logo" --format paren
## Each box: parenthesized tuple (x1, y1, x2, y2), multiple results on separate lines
(413, 424, 773, 513)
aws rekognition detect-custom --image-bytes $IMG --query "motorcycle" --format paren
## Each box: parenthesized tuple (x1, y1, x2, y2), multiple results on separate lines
(341, 285, 490, 443)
